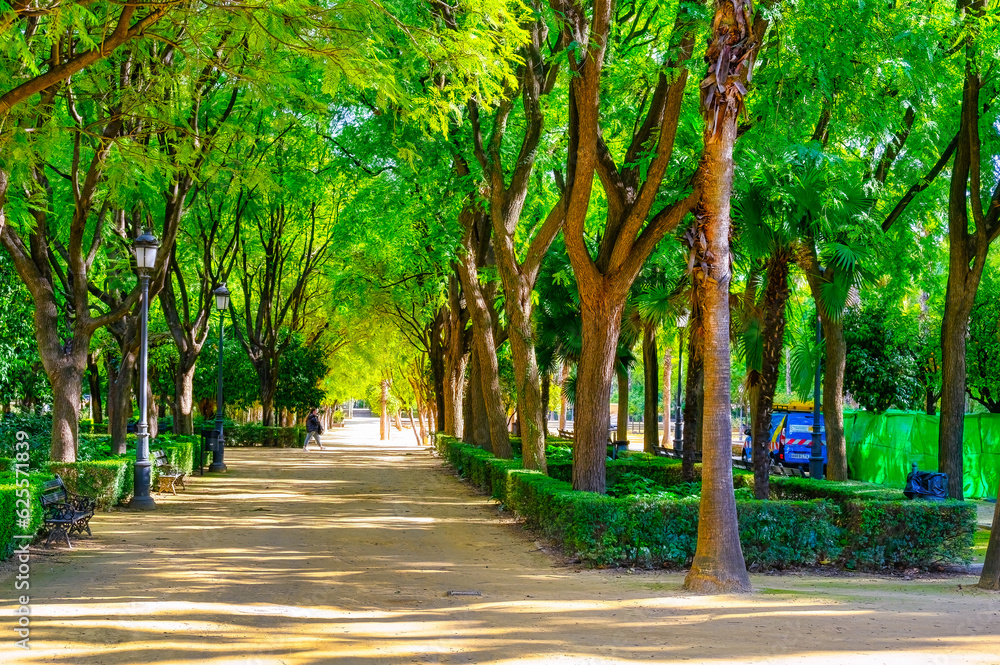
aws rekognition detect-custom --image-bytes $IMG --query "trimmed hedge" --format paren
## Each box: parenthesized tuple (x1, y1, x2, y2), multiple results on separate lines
(154, 434, 198, 476)
(225, 424, 304, 448)
(435, 436, 973, 570)
(437, 437, 839, 568)
(48, 459, 133, 510)
(0, 475, 47, 558)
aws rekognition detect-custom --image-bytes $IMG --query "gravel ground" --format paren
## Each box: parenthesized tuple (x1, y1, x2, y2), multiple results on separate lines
(2, 416, 999, 664)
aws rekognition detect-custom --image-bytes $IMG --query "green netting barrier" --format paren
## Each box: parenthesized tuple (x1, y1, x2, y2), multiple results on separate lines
(844, 411, 1000, 500)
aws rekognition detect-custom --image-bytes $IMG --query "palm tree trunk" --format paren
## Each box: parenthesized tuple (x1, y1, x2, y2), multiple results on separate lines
(616, 365, 629, 441)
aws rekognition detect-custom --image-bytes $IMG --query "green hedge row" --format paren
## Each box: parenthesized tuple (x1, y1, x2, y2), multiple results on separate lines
(435, 436, 974, 569)
(224, 424, 304, 448)
(48, 459, 133, 511)
(0, 474, 47, 558)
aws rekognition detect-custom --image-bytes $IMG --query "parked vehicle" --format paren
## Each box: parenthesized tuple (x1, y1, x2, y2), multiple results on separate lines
(739, 405, 826, 472)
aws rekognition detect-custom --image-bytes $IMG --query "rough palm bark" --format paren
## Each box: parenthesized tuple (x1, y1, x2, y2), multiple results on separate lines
(684, 0, 765, 595)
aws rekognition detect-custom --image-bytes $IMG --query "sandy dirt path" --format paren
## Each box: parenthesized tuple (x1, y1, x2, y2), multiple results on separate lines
(3, 416, 1000, 664)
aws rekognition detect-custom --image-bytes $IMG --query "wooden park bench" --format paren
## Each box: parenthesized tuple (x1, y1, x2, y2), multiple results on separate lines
(153, 449, 186, 495)
(41, 476, 96, 548)
(557, 429, 574, 441)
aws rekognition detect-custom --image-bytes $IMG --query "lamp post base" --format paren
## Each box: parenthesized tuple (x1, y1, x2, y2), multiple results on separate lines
(809, 456, 825, 480)
(127, 495, 157, 511)
(208, 461, 228, 473)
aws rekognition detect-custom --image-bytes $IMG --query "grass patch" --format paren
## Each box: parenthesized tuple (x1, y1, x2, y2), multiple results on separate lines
(972, 527, 990, 564)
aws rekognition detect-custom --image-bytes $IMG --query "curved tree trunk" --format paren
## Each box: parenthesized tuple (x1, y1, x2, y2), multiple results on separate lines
(978, 491, 1000, 589)
(506, 298, 546, 471)
(455, 228, 511, 459)
(541, 370, 551, 438)
(559, 361, 569, 432)
(643, 321, 659, 453)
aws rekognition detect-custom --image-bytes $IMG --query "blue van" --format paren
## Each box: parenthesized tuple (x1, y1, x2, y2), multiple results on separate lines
(740, 409, 826, 471)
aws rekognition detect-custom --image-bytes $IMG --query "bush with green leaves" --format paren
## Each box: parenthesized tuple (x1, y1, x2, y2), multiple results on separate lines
(47, 459, 133, 511)
(0, 413, 52, 468)
(435, 436, 972, 570)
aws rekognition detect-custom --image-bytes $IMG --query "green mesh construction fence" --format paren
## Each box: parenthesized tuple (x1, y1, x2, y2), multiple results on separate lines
(844, 411, 1000, 500)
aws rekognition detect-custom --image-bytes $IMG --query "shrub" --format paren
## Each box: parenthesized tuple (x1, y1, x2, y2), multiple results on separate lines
(436, 436, 971, 570)
(0, 413, 52, 468)
(225, 424, 303, 447)
(153, 435, 198, 475)
(48, 459, 133, 510)
(0, 477, 46, 558)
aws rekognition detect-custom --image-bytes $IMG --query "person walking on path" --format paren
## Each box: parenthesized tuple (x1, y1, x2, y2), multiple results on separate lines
(304, 408, 325, 451)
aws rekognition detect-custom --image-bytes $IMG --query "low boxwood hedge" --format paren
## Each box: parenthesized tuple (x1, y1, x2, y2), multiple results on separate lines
(225, 424, 304, 448)
(48, 459, 133, 510)
(435, 436, 973, 570)
(0, 474, 47, 558)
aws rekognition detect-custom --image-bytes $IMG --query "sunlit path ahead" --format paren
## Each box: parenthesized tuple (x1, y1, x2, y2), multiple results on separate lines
(2, 415, 998, 664)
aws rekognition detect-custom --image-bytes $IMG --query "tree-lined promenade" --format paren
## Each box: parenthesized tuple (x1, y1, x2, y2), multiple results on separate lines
(1, 0, 1000, 594)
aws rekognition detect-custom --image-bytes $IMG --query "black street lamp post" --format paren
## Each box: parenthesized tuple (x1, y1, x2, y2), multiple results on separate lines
(809, 312, 825, 480)
(128, 230, 159, 511)
(673, 314, 688, 451)
(210, 283, 230, 473)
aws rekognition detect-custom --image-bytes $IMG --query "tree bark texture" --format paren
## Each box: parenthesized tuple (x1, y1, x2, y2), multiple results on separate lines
(572, 292, 624, 493)
(937, 3, 1000, 498)
(442, 277, 468, 437)
(87, 354, 104, 424)
(454, 212, 511, 459)
(682, 327, 703, 483)
(749, 254, 791, 499)
(465, 344, 491, 451)
(643, 321, 659, 453)
(661, 344, 672, 447)
(541, 370, 551, 438)
(684, 0, 758, 594)
(978, 490, 1000, 589)
(616, 365, 629, 441)
(559, 361, 569, 431)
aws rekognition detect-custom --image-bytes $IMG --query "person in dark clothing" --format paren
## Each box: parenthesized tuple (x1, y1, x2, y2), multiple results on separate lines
(304, 408, 324, 451)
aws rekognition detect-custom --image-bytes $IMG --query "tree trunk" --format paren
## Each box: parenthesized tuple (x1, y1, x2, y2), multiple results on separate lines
(541, 370, 551, 438)
(684, 0, 755, 594)
(978, 488, 1000, 589)
(938, 280, 976, 499)
(643, 321, 659, 453)
(465, 344, 491, 450)
(48, 367, 85, 463)
(380, 379, 390, 440)
(442, 280, 468, 437)
(616, 364, 629, 441)
(455, 237, 511, 459)
(108, 351, 137, 455)
(87, 355, 103, 425)
(821, 316, 848, 480)
(172, 357, 197, 435)
(429, 311, 447, 433)
(661, 343, 672, 447)
(682, 329, 703, 483)
(507, 298, 546, 471)
(749, 254, 791, 499)
(559, 361, 569, 432)
(572, 292, 624, 493)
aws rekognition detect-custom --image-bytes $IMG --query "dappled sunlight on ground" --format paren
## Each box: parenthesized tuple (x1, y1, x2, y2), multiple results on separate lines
(3, 416, 999, 664)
